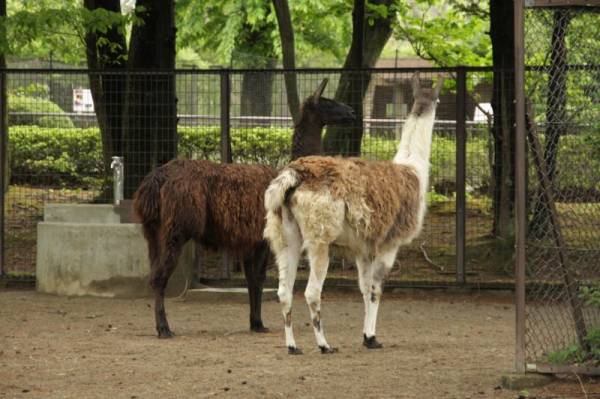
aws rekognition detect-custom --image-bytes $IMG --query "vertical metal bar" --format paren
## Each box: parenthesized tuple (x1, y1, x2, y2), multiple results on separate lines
(514, 0, 527, 374)
(220, 69, 232, 164)
(0, 70, 6, 278)
(0, 0, 5, 278)
(219, 69, 232, 278)
(354, 0, 365, 69)
(455, 67, 467, 285)
(0, 69, 6, 278)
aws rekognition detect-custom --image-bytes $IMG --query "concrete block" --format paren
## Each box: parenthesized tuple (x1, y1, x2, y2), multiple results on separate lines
(36, 222, 193, 298)
(44, 204, 120, 224)
(500, 372, 554, 391)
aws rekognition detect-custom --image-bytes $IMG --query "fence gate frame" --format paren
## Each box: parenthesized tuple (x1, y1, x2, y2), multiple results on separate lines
(514, 0, 600, 375)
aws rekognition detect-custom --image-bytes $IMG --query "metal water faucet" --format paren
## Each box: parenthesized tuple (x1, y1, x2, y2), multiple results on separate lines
(110, 156, 124, 206)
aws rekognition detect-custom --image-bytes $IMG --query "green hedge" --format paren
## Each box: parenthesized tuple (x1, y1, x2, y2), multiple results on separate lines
(179, 126, 292, 166)
(8, 94, 75, 129)
(10, 127, 103, 187)
(8, 125, 600, 194)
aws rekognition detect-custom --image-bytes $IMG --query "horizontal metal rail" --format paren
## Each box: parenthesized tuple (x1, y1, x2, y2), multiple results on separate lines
(0, 65, 597, 75)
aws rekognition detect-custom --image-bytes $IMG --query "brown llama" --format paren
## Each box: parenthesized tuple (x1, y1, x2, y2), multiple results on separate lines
(133, 79, 355, 338)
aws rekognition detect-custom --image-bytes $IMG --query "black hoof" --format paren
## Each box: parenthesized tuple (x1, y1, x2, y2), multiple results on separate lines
(157, 326, 175, 339)
(319, 346, 338, 354)
(363, 334, 383, 349)
(250, 322, 270, 333)
(288, 347, 303, 355)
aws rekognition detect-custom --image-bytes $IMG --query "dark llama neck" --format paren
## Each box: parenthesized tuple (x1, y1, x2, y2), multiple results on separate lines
(291, 118, 323, 160)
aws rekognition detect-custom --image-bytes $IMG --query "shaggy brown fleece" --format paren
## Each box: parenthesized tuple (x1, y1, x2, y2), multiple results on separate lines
(286, 156, 421, 249)
(135, 159, 275, 254)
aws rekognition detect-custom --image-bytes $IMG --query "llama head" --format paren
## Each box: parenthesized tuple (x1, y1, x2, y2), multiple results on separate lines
(410, 73, 444, 117)
(298, 78, 356, 127)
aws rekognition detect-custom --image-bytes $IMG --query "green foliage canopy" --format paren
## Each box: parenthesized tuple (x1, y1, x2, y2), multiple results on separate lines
(393, 0, 492, 66)
(176, 0, 352, 67)
(1, 0, 136, 64)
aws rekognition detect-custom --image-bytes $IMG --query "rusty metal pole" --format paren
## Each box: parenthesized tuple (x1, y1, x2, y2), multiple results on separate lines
(0, 69, 6, 278)
(0, 0, 5, 278)
(220, 69, 232, 164)
(219, 69, 232, 278)
(514, 0, 527, 374)
(455, 67, 467, 285)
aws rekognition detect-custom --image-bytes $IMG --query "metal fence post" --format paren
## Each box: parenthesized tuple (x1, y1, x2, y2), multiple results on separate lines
(455, 67, 467, 285)
(220, 69, 232, 164)
(0, 69, 6, 278)
(219, 69, 232, 278)
(514, 0, 527, 374)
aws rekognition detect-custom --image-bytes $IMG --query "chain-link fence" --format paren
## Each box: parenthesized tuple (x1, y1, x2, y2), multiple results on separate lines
(0, 66, 522, 287)
(516, 3, 600, 373)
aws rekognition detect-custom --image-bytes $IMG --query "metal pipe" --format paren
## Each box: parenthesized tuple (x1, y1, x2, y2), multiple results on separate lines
(220, 69, 232, 163)
(219, 69, 233, 276)
(110, 156, 124, 206)
(514, 0, 527, 374)
(0, 70, 6, 277)
(455, 67, 467, 285)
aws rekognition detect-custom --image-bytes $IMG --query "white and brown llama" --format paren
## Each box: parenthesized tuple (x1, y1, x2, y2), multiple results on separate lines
(263, 73, 443, 354)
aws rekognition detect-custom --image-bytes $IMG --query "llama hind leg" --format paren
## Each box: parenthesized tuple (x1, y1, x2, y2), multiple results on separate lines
(151, 231, 185, 339)
(275, 212, 302, 354)
(363, 248, 398, 349)
(356, 256, 375, 343)
(305, 243, 336, 354)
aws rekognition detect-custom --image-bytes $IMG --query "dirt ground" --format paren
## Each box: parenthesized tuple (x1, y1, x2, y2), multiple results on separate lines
(1, 289, 598, 399)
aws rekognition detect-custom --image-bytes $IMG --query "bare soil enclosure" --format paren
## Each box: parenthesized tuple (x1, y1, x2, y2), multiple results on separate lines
(0, 289, 598, 398)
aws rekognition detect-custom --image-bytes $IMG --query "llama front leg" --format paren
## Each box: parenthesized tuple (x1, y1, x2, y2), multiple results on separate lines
(305, 244, 337, 354)
(363, 248, 398, 349)
(243, 241, 269, 333)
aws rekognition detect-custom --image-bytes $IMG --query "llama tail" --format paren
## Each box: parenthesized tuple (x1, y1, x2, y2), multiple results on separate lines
(264, 168, 301, 252)
(264, 168, 301, 214)
(132, 166, 168, 235)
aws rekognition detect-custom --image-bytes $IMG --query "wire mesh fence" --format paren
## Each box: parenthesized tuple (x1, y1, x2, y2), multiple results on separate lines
(0, 66, 524, 288)
(519, 4, 600, 372)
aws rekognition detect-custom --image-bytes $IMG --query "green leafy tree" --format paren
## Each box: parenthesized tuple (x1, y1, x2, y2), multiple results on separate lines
(394, 0, 491, 66)
(324, 0, 397, 156)
(178, 0, 278, 119)
(3, 0, 132, 65)
(83, 0, 128, 184)
(123, 0, 177, 197)
(272, 0, 300, 123)
(488, 0, 515, 239)
(389, 0, 515, 239)
(177, 0, 352, 122)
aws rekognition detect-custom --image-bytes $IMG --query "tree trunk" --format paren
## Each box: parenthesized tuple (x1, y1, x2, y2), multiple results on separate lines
(490, 0, 516, 239)
(83, 0, 127, 196)
(237, 20, 277, 125)
(529, 10, 571, 235)
(272, 0, 300, 124)
(240, 62, 276, 125)
(323, 0, 395, 156)
(123, 0, 177, 198)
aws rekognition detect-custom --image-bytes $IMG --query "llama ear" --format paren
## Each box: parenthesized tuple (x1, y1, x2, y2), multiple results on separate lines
(312, 78, 329, 103)
(433, 74, 444, 98)
(411, 73, 421, 97)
